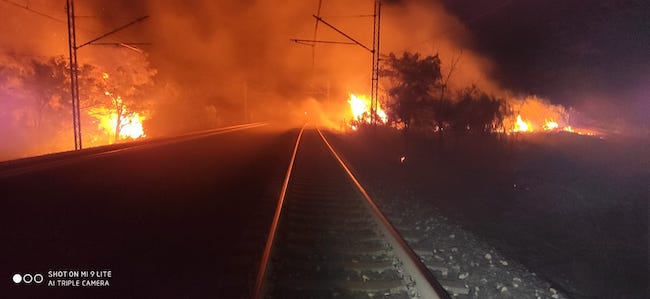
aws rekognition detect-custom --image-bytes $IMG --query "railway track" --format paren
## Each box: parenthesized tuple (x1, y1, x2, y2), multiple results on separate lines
(254, 128, 451, 299)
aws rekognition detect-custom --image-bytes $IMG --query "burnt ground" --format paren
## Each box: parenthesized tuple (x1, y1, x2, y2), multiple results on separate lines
(325, 128, 648, 299)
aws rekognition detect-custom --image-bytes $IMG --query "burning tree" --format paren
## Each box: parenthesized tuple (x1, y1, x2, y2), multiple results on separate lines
(88, 51, 156, 143)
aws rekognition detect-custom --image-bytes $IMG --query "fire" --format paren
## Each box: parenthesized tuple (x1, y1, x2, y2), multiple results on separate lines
(503, 96, 597, 136)
(88, 106, 146, 142)
(347, 93, 387, 129)
(342, 92, 600, 136)
(87, 72, 146, 143)
(507, 115, 599, 136)
(510, 116, 597, 136)
(544, 120, 559, 130)
(513, 114, 531, 132)
(563, 126, 596, 136)
(348, 94, 368, 120)
(113, 112, 145, 139)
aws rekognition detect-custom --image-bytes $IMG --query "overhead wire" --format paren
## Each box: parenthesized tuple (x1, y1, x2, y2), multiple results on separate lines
(0, 0, 145, 50)
(1, 0, 66, 24)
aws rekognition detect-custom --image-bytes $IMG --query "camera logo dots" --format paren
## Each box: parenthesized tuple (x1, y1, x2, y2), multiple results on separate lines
(12, 273, 43, 284)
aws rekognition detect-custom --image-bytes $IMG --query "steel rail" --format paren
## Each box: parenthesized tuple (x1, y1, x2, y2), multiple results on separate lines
(253, 125, 306, 299)
(316, 128, 452, 299)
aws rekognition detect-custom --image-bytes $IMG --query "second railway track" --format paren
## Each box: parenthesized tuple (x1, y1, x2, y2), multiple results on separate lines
(254, 128, 451, 299)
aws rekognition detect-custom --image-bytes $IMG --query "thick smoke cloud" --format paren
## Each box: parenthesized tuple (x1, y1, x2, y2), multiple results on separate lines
(1, 0, 644, 160)
(82, 0, 512, 130)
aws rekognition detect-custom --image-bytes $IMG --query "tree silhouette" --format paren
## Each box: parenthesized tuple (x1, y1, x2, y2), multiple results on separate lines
(452, 86, 507, 134)
(382, 52, 442, 131)
(383, 51, 510, 137)
(22, 57, 69, 129)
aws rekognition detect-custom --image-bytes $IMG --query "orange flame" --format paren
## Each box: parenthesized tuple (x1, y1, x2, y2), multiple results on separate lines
(114, 112, 145, 139)
(89, 72, 146, 142)
(347, 93, 387, 129)
(88, 106, 146, 142)
(544, 120, 559, 130)
(513, 114, 531, 132)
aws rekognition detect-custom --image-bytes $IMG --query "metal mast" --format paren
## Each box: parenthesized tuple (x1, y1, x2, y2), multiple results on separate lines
(65, 1, 149, 150)
(370, 0, 381, 126)
(291, 1, 382, 127)
(66, 0, 82, 150)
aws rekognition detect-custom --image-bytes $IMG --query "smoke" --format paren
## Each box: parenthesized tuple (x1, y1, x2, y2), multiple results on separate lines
(379, 0, 501, 94)
(94, 0, 525, 127)
(1, 0, 639, 160)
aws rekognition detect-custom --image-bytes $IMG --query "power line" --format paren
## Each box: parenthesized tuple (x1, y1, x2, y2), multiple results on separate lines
(291, 39, 355, 46)
(319, 14, 374, 18)
(1, 0, 66, 24)
(75, 15, 140, 19)
(77, 15, 149, 48)
(1, 0, 141, 48)
(313, 15, 372, 53)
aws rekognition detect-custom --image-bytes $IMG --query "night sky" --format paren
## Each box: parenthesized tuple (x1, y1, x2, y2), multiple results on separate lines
(436, 0, 649, 123)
